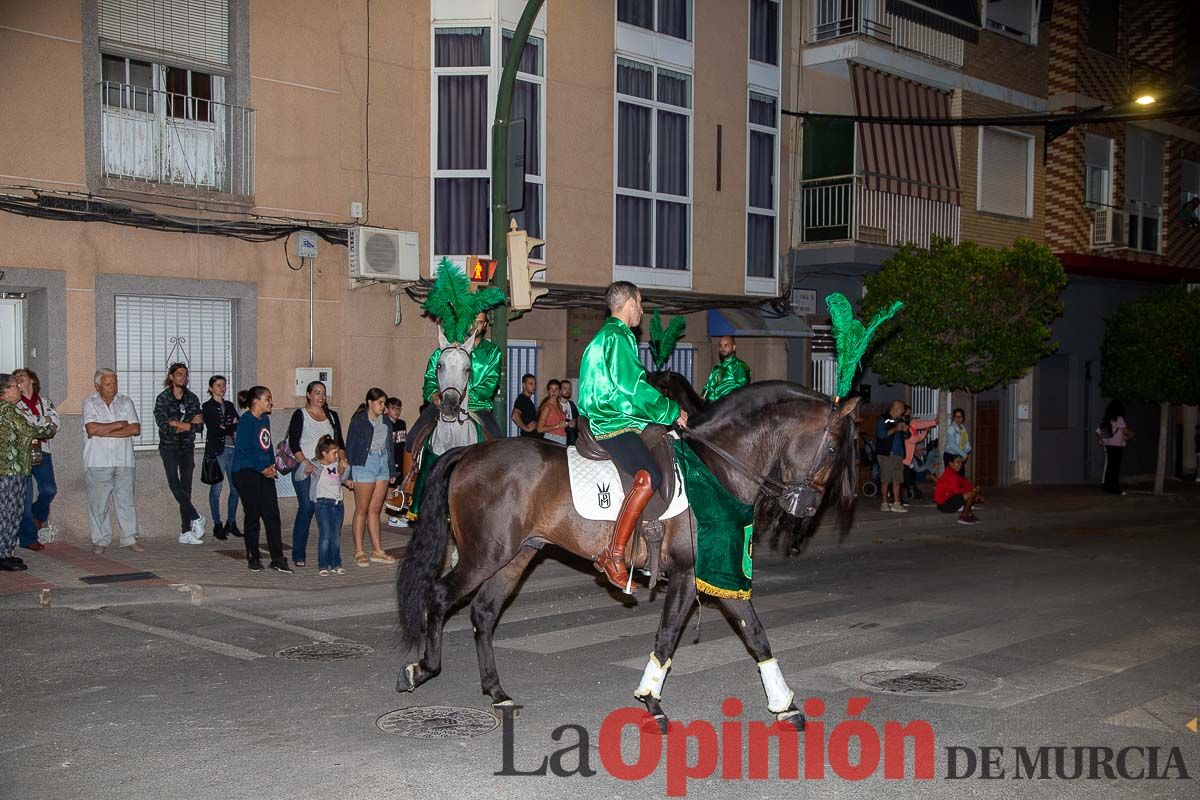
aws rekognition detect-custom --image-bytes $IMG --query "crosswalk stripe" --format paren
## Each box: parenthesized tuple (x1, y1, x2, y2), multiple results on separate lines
(930, 625, 1200, 709)
(787, 616, 1081, 693)
(95, 612, 265, 661)
(205, 605, 344, 643)
(614, 601, 957, 676)
(497, 590, 844, 655)
(1105, 682, 1200, 732)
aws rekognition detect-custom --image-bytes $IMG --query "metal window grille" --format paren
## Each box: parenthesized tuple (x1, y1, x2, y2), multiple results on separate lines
(506, 340, 540, 437)
(638, 343, 695, 384)
(911, 385, 940, 419)
(811, 356, 837, 396)
(114, 294, 234, 448)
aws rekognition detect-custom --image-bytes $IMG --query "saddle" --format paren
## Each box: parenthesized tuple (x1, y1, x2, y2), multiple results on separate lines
(575, 418, 678, 526)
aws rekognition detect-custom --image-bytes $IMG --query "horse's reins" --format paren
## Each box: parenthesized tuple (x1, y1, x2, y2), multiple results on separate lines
(679, 416, 839, 514)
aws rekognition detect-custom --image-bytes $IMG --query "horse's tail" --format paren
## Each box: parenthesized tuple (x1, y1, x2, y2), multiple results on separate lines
(396, 446, 468, 651)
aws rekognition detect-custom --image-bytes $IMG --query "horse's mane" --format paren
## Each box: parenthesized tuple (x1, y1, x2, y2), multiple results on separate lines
(647, 370, 705, 417)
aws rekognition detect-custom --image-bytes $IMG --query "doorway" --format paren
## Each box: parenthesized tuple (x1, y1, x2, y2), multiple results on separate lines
(0, 297, 25, 373)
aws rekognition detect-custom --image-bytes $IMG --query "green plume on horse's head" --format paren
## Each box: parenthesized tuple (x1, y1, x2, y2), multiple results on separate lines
(648, 309, 687, 370)
(423, 258, 507, 344)
(825, 292, 903, 398)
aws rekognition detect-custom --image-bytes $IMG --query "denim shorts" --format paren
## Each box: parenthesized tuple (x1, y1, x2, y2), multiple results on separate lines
(350, 449, 390, 483)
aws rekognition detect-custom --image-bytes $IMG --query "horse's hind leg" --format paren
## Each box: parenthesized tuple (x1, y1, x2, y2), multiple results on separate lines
(398, 559, 493, 693)
(719, 597, 805, 732)
(470, 545, 538, 708)
(635, 569, 697, 734)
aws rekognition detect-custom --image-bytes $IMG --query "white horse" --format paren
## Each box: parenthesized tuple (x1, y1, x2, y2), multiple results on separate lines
(428, 327, 483, 455)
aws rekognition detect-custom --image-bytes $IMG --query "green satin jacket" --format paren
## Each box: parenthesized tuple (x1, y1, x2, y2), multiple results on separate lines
(701, 356, 751, 402)
(422, 338, 502, 411)
(577, 317, 679, 439)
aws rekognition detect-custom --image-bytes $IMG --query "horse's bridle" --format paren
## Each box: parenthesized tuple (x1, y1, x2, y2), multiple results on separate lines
(437, 343, 472, 424)
(680, 404, 843, 518)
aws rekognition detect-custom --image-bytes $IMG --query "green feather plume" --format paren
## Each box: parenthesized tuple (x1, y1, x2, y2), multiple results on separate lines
(648, 309, 686, 370)
(423, 258, 508, 343)
(825, 292, 903, 398)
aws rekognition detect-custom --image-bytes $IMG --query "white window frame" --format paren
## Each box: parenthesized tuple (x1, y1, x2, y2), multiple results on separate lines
(616, 0, 694, 43)
(1084, 133, 1113, 209)
(745, 89, 781, 295)
(613, 56, 694, 290)
(430, 23, 495, 273)
(503, 28, 547, 266)
(976, 126, 1034, 219)
(983, 0, 1039, 45)
(114, 294, 234, 450)
(748, 0, 781, 67)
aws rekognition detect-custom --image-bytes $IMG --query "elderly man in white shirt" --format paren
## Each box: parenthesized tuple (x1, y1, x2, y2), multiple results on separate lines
(82, 368, 144, 553)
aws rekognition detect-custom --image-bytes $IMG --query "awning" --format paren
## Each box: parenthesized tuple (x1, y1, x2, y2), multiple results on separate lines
(885, 0, 982, 43)
(707, 309, 811, 339)
(851, 63, 961, 204)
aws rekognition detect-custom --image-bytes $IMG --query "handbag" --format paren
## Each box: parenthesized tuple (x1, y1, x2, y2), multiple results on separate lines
(200, 454, 224, 485)
(275, 440, 301, 475)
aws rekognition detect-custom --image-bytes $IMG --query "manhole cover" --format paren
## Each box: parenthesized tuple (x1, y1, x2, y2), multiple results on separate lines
(376, 706, 500, 739)
(860, 670, 966, 694)
(274, 642, 374, 662)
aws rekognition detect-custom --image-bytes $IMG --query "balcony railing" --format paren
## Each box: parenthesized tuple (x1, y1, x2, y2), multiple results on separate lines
(797, 173, 960, 248)
(100, 82, 254, 197)
(810, 0, 964, 67)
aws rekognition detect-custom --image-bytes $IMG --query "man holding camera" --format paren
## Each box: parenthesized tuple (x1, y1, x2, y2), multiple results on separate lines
(875, 399, 910, 513)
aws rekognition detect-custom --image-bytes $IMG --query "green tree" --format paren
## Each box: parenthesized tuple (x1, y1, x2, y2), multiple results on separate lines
(1100, 286, 1200, 495)
(861, 237, 1067, 458)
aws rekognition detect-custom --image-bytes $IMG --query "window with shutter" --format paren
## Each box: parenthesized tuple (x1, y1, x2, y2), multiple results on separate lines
(99, 0, 230, 71)
(114, 295, 234, 448)
(977, 127, 1032, 218)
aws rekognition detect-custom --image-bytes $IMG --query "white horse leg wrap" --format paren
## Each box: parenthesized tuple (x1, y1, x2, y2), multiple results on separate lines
(633, 653, 672, 700)
(758, 658, 795, 713)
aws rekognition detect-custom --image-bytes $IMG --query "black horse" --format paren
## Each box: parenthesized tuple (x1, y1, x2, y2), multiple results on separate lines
(395, 382, 859, 732)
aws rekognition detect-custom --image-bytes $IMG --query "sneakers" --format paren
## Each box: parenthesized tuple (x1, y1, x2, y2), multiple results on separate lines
(178, 531, 204, 545)
(387, 515, 408, 528)
(318, 568, 331, 576)
(91, 544, 107, 554)
(124, 542, 146, 552)
(891, 503, 909, 514)
(248, 557, 263, 572)
(957, 513, 979, 526)
(270, 560, 294, 574)
(880, 501, 892, 512)
(213, 522, 228, 541)
(189, 516, 207, 541)
(334, 567, 347, 575)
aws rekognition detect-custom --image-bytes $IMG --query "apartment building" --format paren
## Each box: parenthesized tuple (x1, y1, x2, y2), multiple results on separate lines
(1036, 0, 1200, 485)
(790, 0, 1051, 486)
(0, 0, 807, 542)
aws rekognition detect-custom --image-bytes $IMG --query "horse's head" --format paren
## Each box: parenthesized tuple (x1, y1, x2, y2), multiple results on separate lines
(776, 396, 860, 519)
(648, 370, 705, 417)
(436, 328, 476, 422)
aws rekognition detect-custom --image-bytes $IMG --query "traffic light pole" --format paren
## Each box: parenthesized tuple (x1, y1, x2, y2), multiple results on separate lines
(490, 0, 545, 427)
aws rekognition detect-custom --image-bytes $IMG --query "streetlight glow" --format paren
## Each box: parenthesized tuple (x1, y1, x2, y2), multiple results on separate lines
(1135, 94, 1156, 105)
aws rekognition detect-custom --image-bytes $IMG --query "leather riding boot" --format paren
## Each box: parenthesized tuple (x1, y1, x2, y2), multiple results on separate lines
(400, 451, 416, 501)
(595, 470, 654, 592)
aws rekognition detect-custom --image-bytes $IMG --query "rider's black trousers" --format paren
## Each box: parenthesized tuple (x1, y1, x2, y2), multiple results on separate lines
(597, 431, 662, 492)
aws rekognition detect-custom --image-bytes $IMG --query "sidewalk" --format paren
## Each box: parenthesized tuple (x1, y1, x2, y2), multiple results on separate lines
(3, 482, 1195, 608)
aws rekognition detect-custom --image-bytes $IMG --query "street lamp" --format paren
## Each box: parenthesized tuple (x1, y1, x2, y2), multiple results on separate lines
(1134, 94, 1156, 106)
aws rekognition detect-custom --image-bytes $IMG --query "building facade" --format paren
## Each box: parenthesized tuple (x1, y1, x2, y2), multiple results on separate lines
(0, 0, 807, 542)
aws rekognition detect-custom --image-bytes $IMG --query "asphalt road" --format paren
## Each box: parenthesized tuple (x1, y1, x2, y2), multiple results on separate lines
(4, 496, 1199, 800)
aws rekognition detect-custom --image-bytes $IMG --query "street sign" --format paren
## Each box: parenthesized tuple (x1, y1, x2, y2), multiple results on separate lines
(466, 256, 497, 283)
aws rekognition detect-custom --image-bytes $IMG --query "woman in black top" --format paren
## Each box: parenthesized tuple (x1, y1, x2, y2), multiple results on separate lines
(202, 375, 240, 540)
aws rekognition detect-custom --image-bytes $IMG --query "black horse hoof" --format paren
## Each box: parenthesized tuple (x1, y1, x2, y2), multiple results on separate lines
(492, 699, 520, 717)
(777, 708, 806, 732)
(395, 663, 418, 693)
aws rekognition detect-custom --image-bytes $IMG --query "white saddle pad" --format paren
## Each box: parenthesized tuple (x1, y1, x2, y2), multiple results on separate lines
(566, 445, 689, 522)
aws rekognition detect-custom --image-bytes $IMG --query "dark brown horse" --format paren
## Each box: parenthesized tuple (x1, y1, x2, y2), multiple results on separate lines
(396, 382, 859, 732)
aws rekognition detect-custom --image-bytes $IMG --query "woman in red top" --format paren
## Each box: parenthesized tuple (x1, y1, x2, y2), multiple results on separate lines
(536, 380, 568, 445)
(934, 454, 982, 525)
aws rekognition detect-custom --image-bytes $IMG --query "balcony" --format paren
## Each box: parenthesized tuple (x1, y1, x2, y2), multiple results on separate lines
(809, 0, 964, 68)
(797, 173, 960, 248)
(100, 81, 255, 198)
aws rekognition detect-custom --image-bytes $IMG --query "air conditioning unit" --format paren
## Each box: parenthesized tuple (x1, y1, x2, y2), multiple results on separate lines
(1091, 208, 1128, 249)
(348, 226, 420, 282)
